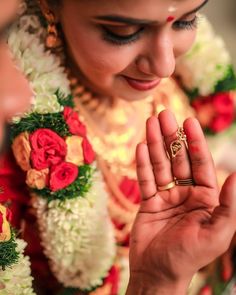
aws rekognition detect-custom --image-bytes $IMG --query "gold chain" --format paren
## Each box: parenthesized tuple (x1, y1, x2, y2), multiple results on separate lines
(70, 75, 154, 178)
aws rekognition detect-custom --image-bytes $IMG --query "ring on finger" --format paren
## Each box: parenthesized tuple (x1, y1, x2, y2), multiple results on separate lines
(170, 127, 187, 158)
(174, 178, 195, 186)
(157, 181, 176, 191)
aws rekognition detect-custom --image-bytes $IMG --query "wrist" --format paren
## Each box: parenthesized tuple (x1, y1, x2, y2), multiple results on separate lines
(126, 272, 191, 295)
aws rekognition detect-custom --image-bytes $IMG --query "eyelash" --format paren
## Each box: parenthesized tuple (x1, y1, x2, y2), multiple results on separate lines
(102, 16, 199, 46)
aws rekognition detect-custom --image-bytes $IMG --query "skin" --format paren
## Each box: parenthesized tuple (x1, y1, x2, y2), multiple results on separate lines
(0, 1, 236, 294)
(0, 1, 32, 149)
(47, 1, 236, 291)
(0, 0, 19, 146)
(128, 110, 236, 294)
(0, 0, 20, 34)
(50, 0, 208, 101)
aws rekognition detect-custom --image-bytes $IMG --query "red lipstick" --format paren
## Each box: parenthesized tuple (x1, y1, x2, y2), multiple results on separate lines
(123, 76, 161, 91)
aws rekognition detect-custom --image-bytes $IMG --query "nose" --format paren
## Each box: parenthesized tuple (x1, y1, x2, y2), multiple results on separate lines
(136, 30, 176, 78)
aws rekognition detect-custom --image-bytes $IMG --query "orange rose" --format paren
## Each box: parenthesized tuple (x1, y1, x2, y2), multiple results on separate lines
(12, 132, 31, 171)
(66, 136, 84, 166)
(0, 205, 11, 242)
(26, 168, 49, 189)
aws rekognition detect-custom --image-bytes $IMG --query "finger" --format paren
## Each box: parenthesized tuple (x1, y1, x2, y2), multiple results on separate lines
(184, 118, 217, 188)
(208, 173, 236, 252)
(158, 110, 192, 180)
(136, 142, 157, 200)
(146, 116, 173, 187)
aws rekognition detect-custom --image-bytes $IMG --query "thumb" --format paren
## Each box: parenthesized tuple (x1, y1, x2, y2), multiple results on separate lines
(209, 173, 236, 251)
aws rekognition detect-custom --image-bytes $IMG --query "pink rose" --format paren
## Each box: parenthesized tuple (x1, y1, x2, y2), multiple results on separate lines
(65, 136, 84, 166)
(82, 138, 95, 164)
(12, 132, 31, 171)
(49, 162, 79, 192)
(63, 107, 86, 136)
(26, 168, 49, 190)
(30, 129, 67, 170)
(0, 205, 11, 242)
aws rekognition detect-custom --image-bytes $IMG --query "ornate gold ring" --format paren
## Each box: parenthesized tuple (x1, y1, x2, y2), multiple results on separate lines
(170, 127, 187, 158)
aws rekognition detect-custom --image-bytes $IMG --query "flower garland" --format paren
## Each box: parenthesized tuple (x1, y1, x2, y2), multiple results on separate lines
(0, 204, 35, 294)
(175, 15, 236, 134)
(33, 171, 115, 289)
(175, 15, 235, 97)
(8, 11, 116, 291)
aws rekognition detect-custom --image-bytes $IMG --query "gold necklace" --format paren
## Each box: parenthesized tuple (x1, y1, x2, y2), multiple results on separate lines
(70, 75, 154, 178)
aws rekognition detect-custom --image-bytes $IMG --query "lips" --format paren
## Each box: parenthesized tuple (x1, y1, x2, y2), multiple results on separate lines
(123, 76, 161, 91)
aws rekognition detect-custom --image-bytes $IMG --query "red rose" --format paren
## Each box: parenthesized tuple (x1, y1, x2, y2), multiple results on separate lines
(0, 214, 3, 233)
(104, 266, 120, 295)
(192, 98, 215, 128)
(6, 208, 12, 222)
(210, 112, 235, 133)
(49, 162, 79, 192)
(192, 93, 235, 133)
(212, 92, 234, 114)
(82, 138, 95, 164)
(199, 285, 212, 295)
(30, 129, 67, 170)
(63, 107, 86, 137)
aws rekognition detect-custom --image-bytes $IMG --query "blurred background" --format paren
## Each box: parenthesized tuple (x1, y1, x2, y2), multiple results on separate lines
(203, 0, 236, 67)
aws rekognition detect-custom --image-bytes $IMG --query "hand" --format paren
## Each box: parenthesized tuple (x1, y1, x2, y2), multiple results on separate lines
(127, 110, 236, 295)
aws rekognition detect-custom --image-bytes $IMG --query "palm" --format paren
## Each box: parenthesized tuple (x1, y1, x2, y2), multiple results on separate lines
(131, 110, 236, 282)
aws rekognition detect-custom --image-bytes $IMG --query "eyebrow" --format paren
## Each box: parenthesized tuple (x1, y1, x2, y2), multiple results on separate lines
(94, 0, 208, 25)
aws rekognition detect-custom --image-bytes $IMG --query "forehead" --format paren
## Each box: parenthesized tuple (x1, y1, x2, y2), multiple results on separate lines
(65, 0, 204, 18)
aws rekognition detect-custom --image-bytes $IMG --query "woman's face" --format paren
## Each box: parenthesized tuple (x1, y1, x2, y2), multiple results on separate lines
(57, 0, 208, 100)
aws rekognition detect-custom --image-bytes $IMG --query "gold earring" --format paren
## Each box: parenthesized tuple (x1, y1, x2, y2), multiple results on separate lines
(45, 10, 62, 49)
(17, 0, 26, 16)
(38, 1, 62, 50)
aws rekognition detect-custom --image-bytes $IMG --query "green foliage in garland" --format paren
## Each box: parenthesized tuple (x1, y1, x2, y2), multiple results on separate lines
(56, 90, 75, 108)
(0, 230, 19, 271)
(33, 165, 94, 203)
(59, 279, 102, 294)
(184, 88, 199, 102)
(58, 288, 79, 295)
(184, 65, 236, 101)
(215, 65, 236, 93)
(10, 91, 75, 141)
(10, 112, 71, 141)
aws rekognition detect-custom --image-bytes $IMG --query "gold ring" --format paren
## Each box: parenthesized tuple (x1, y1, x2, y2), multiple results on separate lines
(157, 181, 176, 191)
(174, 178, 195, 186)
(170, 127, 187, 158)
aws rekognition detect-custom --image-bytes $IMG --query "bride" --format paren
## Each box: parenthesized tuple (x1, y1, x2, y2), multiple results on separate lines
(0, 0, 236, 294)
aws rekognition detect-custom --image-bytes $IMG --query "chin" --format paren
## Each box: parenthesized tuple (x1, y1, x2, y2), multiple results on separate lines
(113, 85, 157, 102)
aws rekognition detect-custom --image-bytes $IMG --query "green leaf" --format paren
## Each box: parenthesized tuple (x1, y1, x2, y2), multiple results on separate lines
(33, 165, 94, 203)
(0, 230, 19, 270)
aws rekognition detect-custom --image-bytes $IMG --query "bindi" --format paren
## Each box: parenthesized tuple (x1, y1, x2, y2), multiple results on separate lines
(166, 16, 175, 22)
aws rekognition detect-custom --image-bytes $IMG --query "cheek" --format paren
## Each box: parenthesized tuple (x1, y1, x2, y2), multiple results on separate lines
(0, 0, 18, 29)
(174, 30, 197, 57)
(62, 24, 135, 78)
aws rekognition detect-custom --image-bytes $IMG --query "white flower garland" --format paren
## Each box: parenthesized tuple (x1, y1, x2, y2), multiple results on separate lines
(8, 15, 70, 117)
(175, 15, 232, 96)
(0, 239, 35, 295)
(33, 170, 115, 289)
(8, 12, 116, 290)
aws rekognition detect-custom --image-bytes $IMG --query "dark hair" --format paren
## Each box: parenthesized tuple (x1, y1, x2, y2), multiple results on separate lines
(47, 0, 60, 6)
